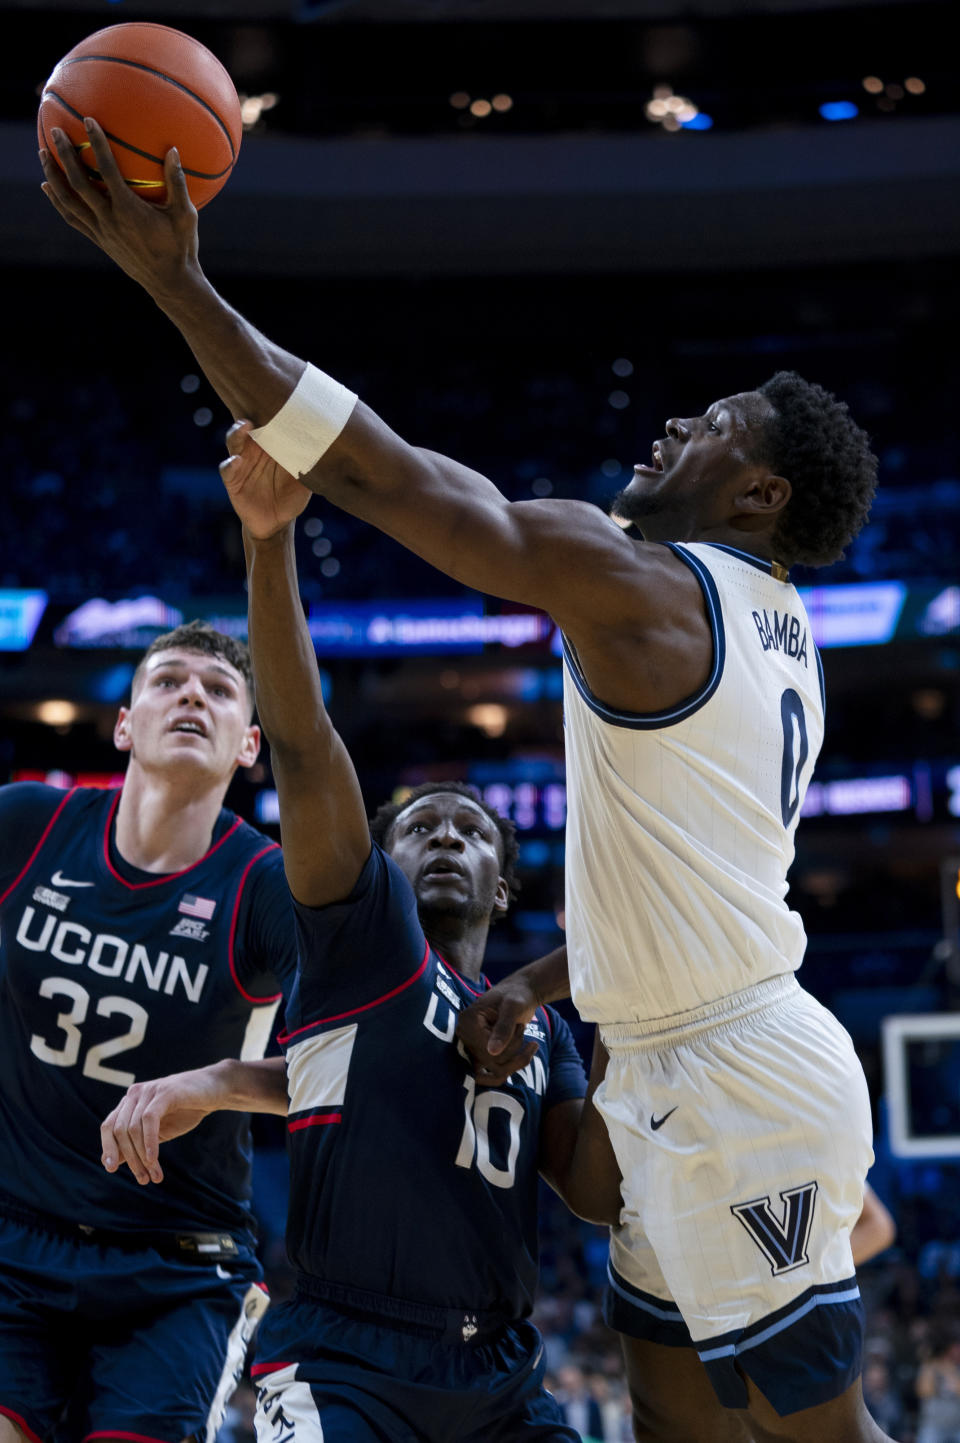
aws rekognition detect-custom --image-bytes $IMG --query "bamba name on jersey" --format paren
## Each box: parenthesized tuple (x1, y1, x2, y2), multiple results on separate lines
(15, 904, 209, 1002)
(752, 608, 808, 667)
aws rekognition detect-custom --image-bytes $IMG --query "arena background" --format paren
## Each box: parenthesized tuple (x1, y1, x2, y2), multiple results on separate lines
(2, 0, 959, 1435)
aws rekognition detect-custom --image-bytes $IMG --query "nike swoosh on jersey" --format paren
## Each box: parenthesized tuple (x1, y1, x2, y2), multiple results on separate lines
(51, 871, 95, 888)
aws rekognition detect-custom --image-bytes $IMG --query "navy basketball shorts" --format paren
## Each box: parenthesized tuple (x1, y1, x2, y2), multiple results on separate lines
(596, 975, 874, 1417)
(251, 1298, 580, 1443)
(0, 1213, 268, 1443)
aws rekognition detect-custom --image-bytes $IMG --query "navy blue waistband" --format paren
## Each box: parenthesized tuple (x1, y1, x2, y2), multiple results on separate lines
(293, 1272, 513, 1345)
(0, 1188, 251, 1262)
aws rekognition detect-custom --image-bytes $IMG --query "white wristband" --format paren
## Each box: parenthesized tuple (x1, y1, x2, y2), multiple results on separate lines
(250, 363, 358, 478)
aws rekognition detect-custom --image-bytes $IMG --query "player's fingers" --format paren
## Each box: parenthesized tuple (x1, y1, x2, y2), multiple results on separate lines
(100, 1109, 123, 1172)
(487, 1002, 529, 1055)
(38, 144, 71, 195)
(49, 127, 107, 212)
(225, 419, 255, 456)
(41, 133, 81, 198)
(39, 179, 99, 244)
(219, 455, 243, 493)
(80, 117, 130, 202)
(108, 1101, 154, 1185)
(102, 1106, 148, 1184)
(39, 146, 97, 225)
(139, 1105, 165, 1185)
(122, 1098, 166, 1184)
(487, 1028, 538, 1071)
(475, 1038, 539, 1087)
(455, 1005, 495, 1057)
(500, 1027, 539, 1061)
(163, 146, 196, 219)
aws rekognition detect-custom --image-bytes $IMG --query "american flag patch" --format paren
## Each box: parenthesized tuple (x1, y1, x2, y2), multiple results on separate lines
(179, 893, 216, 920)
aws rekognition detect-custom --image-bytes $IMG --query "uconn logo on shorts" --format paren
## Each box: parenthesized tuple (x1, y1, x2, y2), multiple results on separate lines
(731, 1181, 818, 1276)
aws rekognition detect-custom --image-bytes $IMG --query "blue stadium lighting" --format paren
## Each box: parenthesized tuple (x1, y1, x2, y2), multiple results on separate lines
(89, 663, 136, 703)
(819, 101, 859, 121)
(681, 113, 714, 130)
(0, 590, 48, 651)
(798, 580, 907, 647)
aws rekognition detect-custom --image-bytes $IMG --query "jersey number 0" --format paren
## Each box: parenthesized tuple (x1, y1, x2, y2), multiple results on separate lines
(780, 688, 809, 828)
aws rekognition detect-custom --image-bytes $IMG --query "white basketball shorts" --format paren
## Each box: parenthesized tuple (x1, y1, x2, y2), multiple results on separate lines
(596, 974, 873, 1416)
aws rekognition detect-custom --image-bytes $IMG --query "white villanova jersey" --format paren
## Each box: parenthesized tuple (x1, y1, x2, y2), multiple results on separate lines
(562, 541, 825, 1025)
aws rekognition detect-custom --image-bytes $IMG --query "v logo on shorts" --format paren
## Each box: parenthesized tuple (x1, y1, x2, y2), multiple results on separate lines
(731, 1180, 819, 1275)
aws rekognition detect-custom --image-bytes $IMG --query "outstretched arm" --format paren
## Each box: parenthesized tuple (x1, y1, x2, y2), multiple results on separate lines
(242, 519, 372, 907)
(101, 1057, 288, 1186)
(38, 124, 692, 648)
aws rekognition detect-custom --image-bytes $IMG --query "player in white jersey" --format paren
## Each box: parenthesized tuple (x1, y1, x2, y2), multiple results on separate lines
(561, 537, 825, 1021)
(42, 124, 883, 1442)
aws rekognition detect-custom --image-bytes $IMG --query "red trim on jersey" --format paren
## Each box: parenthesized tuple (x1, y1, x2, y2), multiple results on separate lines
(278, 941, 431, 1043)
(101, 790, 243, 890)
(0, 785, 77, 907)
(540, 1006, 552, 1036)
(288, 1111, 342, 1131)
(1, 1406, 45, 1443)
(436, 954, 484, 996)
(228, 843, 284, 1004)
(250, 1361, 294, 1376)
(84, 1432, 173, 1443)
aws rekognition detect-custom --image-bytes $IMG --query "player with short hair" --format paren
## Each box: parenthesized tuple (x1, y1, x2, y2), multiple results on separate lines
(42, 128, 886, 1442)
(98, 470, 619, 1441)
(0, 619, 297, 1443)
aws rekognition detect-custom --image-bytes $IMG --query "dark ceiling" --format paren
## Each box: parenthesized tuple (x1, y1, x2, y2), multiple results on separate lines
(2, 0, 920, 13)
(3, 0, 955, 272)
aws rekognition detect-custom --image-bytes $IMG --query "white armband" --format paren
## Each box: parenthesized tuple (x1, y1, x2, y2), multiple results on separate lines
(250, 363, 358, 478)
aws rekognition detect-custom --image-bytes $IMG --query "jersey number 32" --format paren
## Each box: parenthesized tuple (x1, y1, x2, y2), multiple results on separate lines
(29, 977, 148, 1087)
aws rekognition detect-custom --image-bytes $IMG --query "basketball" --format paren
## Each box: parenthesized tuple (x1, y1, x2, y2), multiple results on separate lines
(38, 23, 242, 209)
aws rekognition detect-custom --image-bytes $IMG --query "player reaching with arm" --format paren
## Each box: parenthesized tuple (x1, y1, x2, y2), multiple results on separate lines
(108, 420, 616, 1441)
(100, 1056, 289, 1185)
(43, 127, 886, 1443)
(0, 622, 297, 1443)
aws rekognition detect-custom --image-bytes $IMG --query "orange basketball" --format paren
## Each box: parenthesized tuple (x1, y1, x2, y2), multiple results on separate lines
(38, 22, 242, 209)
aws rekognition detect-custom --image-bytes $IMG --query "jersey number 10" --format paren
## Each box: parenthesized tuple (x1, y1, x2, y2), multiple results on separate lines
(455, 1074, 524, 1189)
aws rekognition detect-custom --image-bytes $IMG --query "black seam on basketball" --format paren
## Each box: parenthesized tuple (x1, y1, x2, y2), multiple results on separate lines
(42, 89, 233, 180)
(58, 54, 236, 160)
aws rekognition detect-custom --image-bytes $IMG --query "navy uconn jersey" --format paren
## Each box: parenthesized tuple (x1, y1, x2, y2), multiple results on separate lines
(0, 783, 296, 1237)
(282, 844, 585, 1320)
